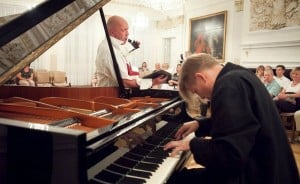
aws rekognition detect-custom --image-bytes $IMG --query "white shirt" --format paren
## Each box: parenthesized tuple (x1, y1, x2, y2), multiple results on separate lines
(95, 37, 151, 88)
(274, 75, 291, 88)
(284, 82, 300, 94)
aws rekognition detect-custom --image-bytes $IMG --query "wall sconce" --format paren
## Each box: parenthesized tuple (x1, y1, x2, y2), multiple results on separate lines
(234, 0, 244, 12)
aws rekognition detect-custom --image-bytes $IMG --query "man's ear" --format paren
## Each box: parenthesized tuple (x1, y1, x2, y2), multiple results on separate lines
(195, 72, 206, 83)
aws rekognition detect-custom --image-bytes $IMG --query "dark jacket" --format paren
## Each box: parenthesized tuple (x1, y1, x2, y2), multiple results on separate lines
(191, 63, 299, 184)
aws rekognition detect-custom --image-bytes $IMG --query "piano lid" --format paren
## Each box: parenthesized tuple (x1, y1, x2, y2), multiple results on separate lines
(0, 0, 111, 85)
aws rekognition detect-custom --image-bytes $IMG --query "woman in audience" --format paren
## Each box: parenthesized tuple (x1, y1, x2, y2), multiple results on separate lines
(16, 65, 35, 86)
(274, 67, 300, 113)
(138, 61, 150, 78)
(168, 63, 182, 87)
(255, 65, 265, 82)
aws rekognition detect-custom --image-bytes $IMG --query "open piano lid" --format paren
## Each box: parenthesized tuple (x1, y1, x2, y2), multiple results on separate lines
(0, 0, 110, 86)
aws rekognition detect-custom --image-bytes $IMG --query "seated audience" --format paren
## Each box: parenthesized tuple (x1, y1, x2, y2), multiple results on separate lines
(168, 63, 182, 87)
(265, 65, 273, 71)
(255, 65, 265, 82)
(263, 69, 281, 97)
(162, 63, 171, 73)
(153, 62, 161, 73)
(274, 67, 300, 113)
(139, 61, 150, 78)
(91, 74, 99, 87)
(16, 65, 35, 86)
(275, 64, 291, 88)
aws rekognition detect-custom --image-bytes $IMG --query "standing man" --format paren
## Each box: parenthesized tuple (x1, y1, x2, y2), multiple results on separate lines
(164, 53, 299, 184)
(95, 15, 167, 88)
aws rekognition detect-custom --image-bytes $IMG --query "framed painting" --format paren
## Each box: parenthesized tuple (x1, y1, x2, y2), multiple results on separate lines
(189, 11, 227, 62)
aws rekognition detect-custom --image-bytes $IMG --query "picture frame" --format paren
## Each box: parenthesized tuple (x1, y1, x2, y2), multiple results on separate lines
(189, 11, 227, 62)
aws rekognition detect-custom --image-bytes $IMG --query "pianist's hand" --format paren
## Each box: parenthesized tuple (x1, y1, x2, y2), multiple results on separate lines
(163, 139, 191, 157)
(174, 120, 199, 140)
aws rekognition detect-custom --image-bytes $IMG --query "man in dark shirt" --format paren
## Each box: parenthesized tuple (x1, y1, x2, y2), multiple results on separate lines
(164, 53, 299, 184)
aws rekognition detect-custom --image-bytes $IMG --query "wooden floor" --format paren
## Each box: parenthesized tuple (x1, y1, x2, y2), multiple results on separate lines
(291, 143, 300, 173)
(185, 142, 300, 173)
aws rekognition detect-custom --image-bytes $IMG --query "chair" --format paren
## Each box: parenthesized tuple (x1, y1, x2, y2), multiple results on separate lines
(50, 71, 70, 87)
(280, 112, 297, 143)
(294, 111, 300, 140)
(34, 70, 52, 87)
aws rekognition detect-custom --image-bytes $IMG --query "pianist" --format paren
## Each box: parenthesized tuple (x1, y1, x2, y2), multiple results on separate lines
(164, 53, 299, 184)
(94, 15, 167, 89)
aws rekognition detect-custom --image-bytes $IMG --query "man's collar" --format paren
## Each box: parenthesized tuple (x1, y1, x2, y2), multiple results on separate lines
(110, 36, 124, 48)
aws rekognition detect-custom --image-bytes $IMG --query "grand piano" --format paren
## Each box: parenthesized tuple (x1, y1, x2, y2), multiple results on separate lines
(0, 1, 193, 184)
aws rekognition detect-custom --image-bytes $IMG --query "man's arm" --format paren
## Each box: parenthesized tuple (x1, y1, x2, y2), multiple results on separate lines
(122, 75, 168, 88)
(123, 79, 139, 88)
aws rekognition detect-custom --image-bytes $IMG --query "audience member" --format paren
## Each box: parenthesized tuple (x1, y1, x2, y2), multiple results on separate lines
(263, 69, 281, 97)
(265, 65, 273, 71)
(255, 64, 265, 82)
(163, 53, 299, 184)
(162, 63, 171, 72)
(94, 15, 167, 88)
(274, 67, 300, 113)
(275, 64, 291, 88)
(91, 73, 99, 87)
(168, 63, 181, 87)
(16, 65, 35, 86)
(138, 61, 150, 78)
(153, 62, 161, 73)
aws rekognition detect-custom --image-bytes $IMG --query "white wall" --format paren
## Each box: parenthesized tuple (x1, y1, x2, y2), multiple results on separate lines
(1, 0, 300, 85)
(240, 0, 300, 68)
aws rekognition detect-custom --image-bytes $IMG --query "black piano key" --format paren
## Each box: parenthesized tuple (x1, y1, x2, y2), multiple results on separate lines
(141, 143, 156, 150)
(107, 164, 152, 179)
(135, 162, 158, 172)
(124, 152, 143, 161)
(143, 156, 164, 164)
(125, 152, 164, 164)
(130, 146, 151, 155)
(119, 176, 146, 184)
(88, 179, 107, 184)
(107, 164, 129, 174)
(95, 170, 122, 183)
(128, 169, 152, 179)
(115, 157, 138, 168)
(148, 151, 168, 159)
(145, 136, 165, 145)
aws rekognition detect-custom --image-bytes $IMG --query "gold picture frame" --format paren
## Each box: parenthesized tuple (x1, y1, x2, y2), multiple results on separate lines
(189, 11, 227, 62)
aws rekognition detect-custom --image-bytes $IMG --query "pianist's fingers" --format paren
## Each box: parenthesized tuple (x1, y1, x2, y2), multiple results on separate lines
(175, 120, 199, 140)
(163, 140, 190, 157)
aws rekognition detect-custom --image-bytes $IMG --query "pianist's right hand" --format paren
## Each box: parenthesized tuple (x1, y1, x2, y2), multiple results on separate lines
(174, 120, 199, 140)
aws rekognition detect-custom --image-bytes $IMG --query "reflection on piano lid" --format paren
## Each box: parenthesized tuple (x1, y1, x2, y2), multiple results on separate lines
(0, 0, 111, 85)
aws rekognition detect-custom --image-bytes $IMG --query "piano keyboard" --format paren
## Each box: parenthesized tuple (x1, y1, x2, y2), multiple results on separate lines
(88, 120, 186, 184)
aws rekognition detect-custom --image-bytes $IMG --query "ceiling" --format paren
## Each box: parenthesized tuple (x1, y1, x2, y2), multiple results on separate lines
(1, 0, 185, 11)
